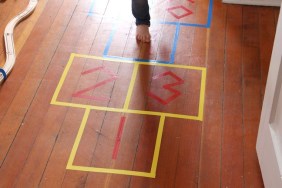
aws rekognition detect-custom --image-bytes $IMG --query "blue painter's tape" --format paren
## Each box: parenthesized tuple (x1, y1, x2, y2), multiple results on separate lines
(102, 0, 213, 64)
(104, 55, 173, 64)
(157, 0, 213, 28)
(88, 0, 96, 16)
(0, 68, 7, 80)
(170, 23, 180, 64)
(103, 23, 118, 56)
(206, 0, 213, 28)
(180, 23, 208, 28)
(158, 21, 207, 28)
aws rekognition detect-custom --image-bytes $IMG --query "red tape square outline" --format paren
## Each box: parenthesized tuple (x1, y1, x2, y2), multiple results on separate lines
(167, 5, 193, 19)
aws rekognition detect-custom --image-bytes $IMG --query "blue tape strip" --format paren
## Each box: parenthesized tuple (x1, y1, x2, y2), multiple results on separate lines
(156, 0, 213, 28)
(102, 0, 213, 64)
(157, 21, 207, 28)
(206, 0, 213, 28)
(88, 0, 96, 16)
(104, 55, 172, 64)
(170, 23, 180, 64)
(103, 23, 118, 56)
(0, 68, 7, 80)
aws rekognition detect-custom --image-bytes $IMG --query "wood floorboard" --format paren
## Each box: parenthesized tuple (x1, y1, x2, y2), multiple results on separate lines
(39, 108, 86, 188)
(12, 12, 94, 188)
(0, 1, 47, 122)
(39, 2, 124, 186)
(242, 6, 264, 187)
(0, 0, 64, 124)
(0, 0, 26, 62)
(259, 7, 277, 97)
(0, 0, 48, 66)
(0, 0, 84, 187)
(221, 5, 244, 188)
(198, 0, 226, 187)
(0, 8, 83, 188)
(0, 0, 280, 187)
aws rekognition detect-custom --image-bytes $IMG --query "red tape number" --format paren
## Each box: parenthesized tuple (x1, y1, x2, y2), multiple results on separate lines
(148, 71, 184, 105)
(72, 66, 118, 101)
(112, 116, 126, 160)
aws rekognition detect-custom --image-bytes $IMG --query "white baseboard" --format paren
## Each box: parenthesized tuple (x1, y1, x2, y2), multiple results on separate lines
(222, 0, 281, 7)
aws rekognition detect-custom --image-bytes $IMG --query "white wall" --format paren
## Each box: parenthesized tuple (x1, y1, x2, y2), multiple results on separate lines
(257, 2, 282, 187)
(222, 0, 281, 6)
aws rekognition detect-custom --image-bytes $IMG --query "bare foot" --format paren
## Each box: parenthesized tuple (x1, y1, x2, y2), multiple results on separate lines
(136, 25, 151, 43)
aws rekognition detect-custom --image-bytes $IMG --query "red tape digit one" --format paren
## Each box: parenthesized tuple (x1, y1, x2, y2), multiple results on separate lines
(112, 116, 126, 160)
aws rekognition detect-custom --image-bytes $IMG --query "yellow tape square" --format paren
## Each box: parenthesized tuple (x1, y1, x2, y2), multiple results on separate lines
(51, 53, 206, 121)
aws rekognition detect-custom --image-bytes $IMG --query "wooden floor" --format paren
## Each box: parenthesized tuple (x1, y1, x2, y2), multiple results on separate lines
(0, 0, 280, 187)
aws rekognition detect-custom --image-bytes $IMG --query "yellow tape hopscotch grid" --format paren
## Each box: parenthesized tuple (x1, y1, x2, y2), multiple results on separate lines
(51, 53, 206, 178)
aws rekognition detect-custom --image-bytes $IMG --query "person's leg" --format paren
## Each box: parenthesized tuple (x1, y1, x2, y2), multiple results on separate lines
(132, 0, 151, 42)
